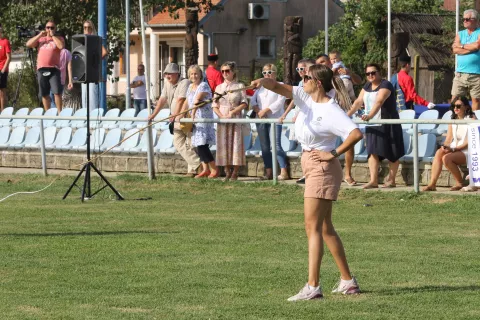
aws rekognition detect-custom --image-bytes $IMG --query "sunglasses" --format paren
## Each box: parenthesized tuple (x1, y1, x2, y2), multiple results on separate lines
(46, 26, 55, 30)
(463, 18, 475, 22)
(83, 26, 93, 29)
(454, 104, 464, 109)
(365, 71, 377, 76)
(262, 70, 274, 75)
(221, 69, 231, 74)
(303, 75, 313, 82)
(296, 67, 306, 72)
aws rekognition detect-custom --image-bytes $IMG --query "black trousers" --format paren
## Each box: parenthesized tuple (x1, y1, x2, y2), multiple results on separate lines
(196, 144, 214, 163)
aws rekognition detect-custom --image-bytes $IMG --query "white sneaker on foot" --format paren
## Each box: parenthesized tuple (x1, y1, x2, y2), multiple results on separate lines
(287, 283, 323, 301)
(331, 276, 360, 295)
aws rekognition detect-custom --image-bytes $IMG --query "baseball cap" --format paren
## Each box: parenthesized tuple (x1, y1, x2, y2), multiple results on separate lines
(164, 63, 180, 74)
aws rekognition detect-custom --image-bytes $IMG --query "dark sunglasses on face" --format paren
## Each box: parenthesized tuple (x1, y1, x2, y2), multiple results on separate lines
(463, 18, 474, 22)
(262, 70, 273, 75)
(221, 69, 231, 74)
(84, 26, 92, 29)
(303, 75, 313, 82)
(46, 26, 55, 30)
(296, 67, 306, 72)
(454, 104, 464, 109)
(365, 71, 377, 76)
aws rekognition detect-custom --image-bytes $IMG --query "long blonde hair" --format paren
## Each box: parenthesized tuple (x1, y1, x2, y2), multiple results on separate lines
(309, 64, 352, 112)
(83, 20, 97, 35)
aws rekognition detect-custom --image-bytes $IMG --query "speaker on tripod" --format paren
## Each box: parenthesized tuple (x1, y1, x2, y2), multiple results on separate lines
(63, 34, 123, 201)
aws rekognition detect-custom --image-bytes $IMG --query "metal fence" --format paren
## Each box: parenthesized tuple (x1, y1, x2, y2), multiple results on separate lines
(1, 114, 479, 192)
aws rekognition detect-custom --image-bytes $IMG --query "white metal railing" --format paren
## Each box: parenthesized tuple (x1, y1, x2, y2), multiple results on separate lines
(1, 114, 479, 191)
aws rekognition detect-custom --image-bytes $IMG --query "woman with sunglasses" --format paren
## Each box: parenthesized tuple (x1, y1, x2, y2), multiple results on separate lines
(81, 20, 108, 110)
(251, 64, 363, 301)
(212, 61, 248, 181)
(423, 96, 476, 191)
(348, 63, 405, 189)
(280, 59, 316, 184)
(251, 64, 289, 180)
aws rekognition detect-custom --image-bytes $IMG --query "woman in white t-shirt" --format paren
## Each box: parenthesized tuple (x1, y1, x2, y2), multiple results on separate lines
(251, 64, 363, 301)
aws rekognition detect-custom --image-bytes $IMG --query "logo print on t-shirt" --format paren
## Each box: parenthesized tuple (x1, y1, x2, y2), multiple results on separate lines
(317, 117, 322, 122)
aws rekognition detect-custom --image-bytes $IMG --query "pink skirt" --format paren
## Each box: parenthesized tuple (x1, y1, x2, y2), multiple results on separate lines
(301, 151, 343, 200)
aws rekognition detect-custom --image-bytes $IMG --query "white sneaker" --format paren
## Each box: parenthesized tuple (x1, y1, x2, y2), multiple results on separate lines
(331, 277, 361, 295)
(287, 283, 323, 301)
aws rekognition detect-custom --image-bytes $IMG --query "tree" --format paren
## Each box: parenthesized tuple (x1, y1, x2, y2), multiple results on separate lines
(303, 0, 448, 77)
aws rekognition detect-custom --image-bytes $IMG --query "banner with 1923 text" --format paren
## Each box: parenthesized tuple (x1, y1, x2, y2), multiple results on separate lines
(467, 124, 480, 186)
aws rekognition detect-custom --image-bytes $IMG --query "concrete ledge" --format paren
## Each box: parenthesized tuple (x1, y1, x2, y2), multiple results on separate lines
(0, 150, 468, 187)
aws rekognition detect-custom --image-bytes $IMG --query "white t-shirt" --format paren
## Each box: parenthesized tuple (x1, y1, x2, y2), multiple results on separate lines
(133, 75, 147, 100)
(293, 86, 358, 151)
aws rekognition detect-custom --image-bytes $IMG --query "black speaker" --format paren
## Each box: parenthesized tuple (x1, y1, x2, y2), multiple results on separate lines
(71, 34, 102, 83)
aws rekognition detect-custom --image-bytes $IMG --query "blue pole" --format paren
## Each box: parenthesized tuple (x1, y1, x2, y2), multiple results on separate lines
(98, 0, 107, 111)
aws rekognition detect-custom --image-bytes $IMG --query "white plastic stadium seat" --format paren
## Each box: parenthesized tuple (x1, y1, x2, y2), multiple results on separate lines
(116, 109, 137, 130)
(10, 108, 30, 127)
(88, 108, 104, 129)
(153, 109, 171, 131)
(407, 109, 438, 135)
(42, 108, 58, 127)
(25, 108, 44, 128)
(245, 136, 261, 156)
(129, 109, 150, 130)
(99, 128, 122, 151)
(110, 128, 140, 153)
(11, 126, 41, 150)
(55, 108, 74, 128)
(69, 108, 88, 129)
(286, 144, 302, 158)
(130, 129, 158, 153)
(45, 127, 72, 150)
(399, 109, 415, 131)
(401, 133, 436, 162)
(154, 130, 174, 154)
(60, 127, 88, 151)
(0, 107, 13, 127)
(1, 127, 26, 149)
(25, 126, 57, 149)
(74, 128, 105, 152)
(96, 108, 120, 129)
(0, 126, 11, 145)
(432, 111, 452, 136)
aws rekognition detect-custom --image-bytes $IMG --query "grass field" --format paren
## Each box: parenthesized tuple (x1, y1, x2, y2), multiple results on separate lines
(0, 173, 479, 320)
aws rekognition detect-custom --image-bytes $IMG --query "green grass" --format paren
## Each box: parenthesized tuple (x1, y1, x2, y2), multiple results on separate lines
(0, 174, 479, 319)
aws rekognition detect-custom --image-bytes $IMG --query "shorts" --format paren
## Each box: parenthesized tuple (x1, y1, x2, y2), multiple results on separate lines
(0, 71, 8, 89)
(37, 68, 61, 97)
(301, 151, 343, 200)
(451, 72, 480, 98)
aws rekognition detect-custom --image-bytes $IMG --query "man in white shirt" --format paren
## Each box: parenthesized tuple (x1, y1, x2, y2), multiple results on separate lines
(130, 64, 147, 115)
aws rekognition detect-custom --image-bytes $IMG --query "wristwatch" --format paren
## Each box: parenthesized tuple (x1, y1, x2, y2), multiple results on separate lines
(330, 149, 339, 158)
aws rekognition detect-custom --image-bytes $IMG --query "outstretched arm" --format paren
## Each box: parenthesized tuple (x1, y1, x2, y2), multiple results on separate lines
(251, 78, 293, 99)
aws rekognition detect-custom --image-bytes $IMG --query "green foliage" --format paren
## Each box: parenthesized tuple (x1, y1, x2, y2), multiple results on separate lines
(6, 63, 40, 109)
(303, 0, 447, 77)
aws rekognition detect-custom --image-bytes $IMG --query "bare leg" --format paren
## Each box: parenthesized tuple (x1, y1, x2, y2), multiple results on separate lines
(304, 197, 329, 287)
(54, 94, 62, 113)
(472, 97, 479, 111)
(231, 165, 240, 180)
(426, 148, 448, 188)
(209, 161, 217, 173)
(443, 152, 467, 187)
(363, 155, 379, 188)
(0, 88, 6, 112)
(385, 160, 400, 186)
(225, 165, 232, 179)
(42, 96, 51, 111)
(322, 201, 352, 280)
(344, 147, 355, 183)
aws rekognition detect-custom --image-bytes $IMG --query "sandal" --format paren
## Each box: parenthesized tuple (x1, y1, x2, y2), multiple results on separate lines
(343, 178, 357, 186)
(461, 185, 477, 192)
(450, 185, 463, 191)
(382, 182, 396, 188)
(230, 173, 238, 181)
(422, 185, 436, 192)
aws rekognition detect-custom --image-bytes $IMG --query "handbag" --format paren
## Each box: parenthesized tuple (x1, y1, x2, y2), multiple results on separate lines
(180, 112, 193, 134)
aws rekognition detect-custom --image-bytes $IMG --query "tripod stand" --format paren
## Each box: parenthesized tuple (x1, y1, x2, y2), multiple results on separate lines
(63, 84, 124, 201)
(12, 47, 40, 109)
